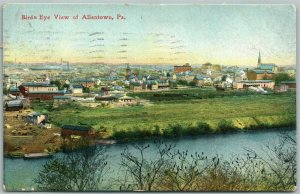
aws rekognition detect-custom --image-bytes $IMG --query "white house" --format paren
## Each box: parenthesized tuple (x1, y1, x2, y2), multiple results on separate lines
(70, 84, 83, 94)
(21, 82, 58, 92)
(26, 112, 46, 125)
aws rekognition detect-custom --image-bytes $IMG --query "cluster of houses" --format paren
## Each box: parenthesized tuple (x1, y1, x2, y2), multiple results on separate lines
(4, 51, 296, 109)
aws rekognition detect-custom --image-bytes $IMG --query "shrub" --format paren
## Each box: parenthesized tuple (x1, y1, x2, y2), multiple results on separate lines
(184, 122, 211, 136)
(152, 125, 162, 137)
(113, 130, 128, 140)
(172, 124, 184, 137)
(218, 119, 237, 132)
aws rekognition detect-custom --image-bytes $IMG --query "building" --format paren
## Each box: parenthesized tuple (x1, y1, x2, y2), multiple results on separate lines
(118, 95, 134, 103)
(24, 92, 65, 101)
(125, 64, 131, 80)
(130, 82, 142, 92)
(71, 78, 97, 88)
(8, 86, 20, 97)
(202, 63, 212, 70)
(150, 83, 158, 90)
(26, 112, 46, 125)
(19, 82, 64, 100)
(95, 95, 118, 102)
(20, 82, 58, 93)
(274, 84, 289, 93)
(256, 51, 277, 73)
(100, 87, 109, 96)
(233, 80, 275, 90)
(247, 69, 273, 80)
(70, 84, 83, 94)
(194, 75, 212, 87)
(53, 96, 71, 106)
(174, 63, 192, 74)
(286, 69, 296, 77)
(247, 51, 277, 80)
(280, 81, 296, 89)
(5, 98, 30, 111)
(61, 125, 92, 137)
(258, 63, 277, 73)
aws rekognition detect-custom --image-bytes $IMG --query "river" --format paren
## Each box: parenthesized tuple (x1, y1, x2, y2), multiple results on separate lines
(4, 128, 295, 191)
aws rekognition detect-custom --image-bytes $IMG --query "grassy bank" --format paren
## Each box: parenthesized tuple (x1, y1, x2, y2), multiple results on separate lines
(127, 88, 259, 101)
(30, 91, 296, 141)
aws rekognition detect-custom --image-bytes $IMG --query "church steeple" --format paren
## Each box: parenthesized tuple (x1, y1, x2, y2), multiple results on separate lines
(125, 63, 131, 80)
(257, 50, 261, 67)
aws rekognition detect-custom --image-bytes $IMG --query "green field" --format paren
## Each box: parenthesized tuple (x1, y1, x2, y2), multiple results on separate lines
(32, 91, 296, 139)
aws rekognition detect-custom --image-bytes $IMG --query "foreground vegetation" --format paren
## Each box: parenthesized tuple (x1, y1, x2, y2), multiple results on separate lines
(31, 91, 296, 141)
(34, 132, 296, 191)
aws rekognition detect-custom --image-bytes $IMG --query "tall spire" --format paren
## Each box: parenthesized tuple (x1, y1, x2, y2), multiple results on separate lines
(257, 50, 261, 67)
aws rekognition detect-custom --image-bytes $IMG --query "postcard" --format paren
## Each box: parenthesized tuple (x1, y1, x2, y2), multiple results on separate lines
(3, 3, 296, 192)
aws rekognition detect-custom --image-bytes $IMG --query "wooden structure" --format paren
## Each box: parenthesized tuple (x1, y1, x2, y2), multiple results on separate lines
(61, 125, 92, 137)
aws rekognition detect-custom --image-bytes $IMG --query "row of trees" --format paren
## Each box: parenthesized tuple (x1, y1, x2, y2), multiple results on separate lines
(34, 132, 296, 191)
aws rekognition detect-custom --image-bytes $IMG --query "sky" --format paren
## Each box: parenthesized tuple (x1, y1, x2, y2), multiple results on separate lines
(3, 4, 296, 66)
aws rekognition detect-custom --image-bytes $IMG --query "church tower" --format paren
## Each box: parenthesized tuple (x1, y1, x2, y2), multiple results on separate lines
(257, 50, 261, 68)
(125, 63, 131, 80)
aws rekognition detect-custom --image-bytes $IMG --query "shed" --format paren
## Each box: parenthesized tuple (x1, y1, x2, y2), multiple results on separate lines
(280, 81, 296, 89)
(53, 96, 71, 106)
(61, 125, 92, 137)
(26, 112, 47, 125)
(5, 100, 23, 111)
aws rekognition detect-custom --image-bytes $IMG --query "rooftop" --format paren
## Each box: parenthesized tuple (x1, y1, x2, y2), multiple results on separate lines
(281, 81, 296, 84)
(72, 78, 96, 83)
(240, 80, 274, 83)
(259, 63, 276, 70)
(27, 91, 65, 94)
(53, 96, 71, 99)
(71, 84, 83, 89)
(22, 82, 57, 87)
(28, 112, 44, 117)
(252, 69, 273, 74)
(6, 100, 23, 107)
(62, 125, 91, 131)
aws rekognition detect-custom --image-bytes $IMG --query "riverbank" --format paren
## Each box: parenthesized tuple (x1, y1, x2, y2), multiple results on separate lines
(112, 115, 296, 142)
(4, 129, 296, 191)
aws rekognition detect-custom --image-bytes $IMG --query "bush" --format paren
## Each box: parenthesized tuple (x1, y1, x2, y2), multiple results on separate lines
(172, 124, 184, 137)
(152, 125, 162, 137)
(113, 130, 128, 140)
(184, 122, 211, 136)
(218, 119, 237, 132)
(197, 122, 211, 133)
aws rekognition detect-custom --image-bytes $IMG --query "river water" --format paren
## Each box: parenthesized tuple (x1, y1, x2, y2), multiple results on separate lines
(4, 128, 295, 191)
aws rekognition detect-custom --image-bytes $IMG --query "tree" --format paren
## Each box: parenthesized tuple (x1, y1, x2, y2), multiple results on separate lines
(50, 80, 62, 90)
(63, 83, 70, 89)
(244, 132, 296, 191)
(3, 87, 8, 95)
(221, 75, 227, 82)
(162, 150, 210, 191)
(272, 73, 295, 85)
(82, 86, 90, 93)
(34, 145, 108, 191)
(119, 141, 175, 191)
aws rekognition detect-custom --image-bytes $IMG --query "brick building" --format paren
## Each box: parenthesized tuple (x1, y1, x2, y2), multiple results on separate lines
(174, 63, 192, 74)
(19, 82, 64, 100)
(247, 69, 273, 80)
